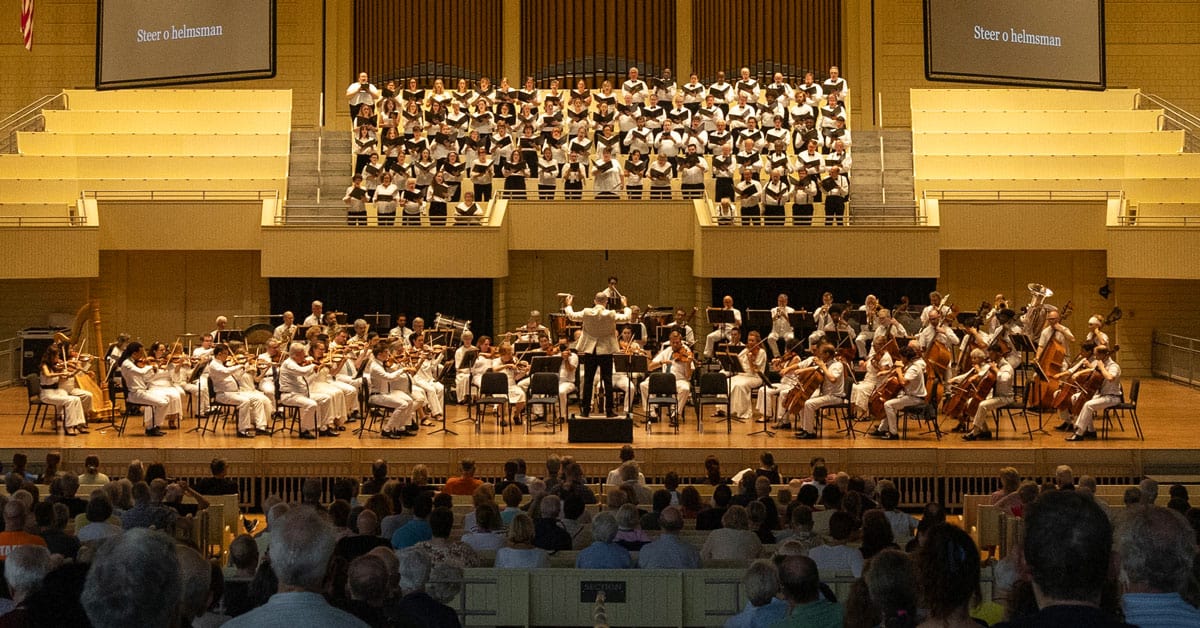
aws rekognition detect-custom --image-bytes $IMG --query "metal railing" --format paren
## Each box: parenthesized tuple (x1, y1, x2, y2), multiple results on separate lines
(272, 197, 497, 226)
(0, 91, 67, 154)
(1116, 215, 1200, 227)
(922, 189, 1123, 202)
(1153, 332, 1200, 387)
(0, 337, 20, 388)
(0, 213, 87, 227)
(1136, 92, 1200, 153)
(81, 190, 279, 202)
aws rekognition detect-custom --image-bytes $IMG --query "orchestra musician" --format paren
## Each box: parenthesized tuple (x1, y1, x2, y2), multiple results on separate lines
(257, 339, 284, 402)
(870, 342, 926, 441)
(469, 335, 496, 393)
(408, 334, 446, 425)
(515, 311, 550, 343)
(490, 342, 529, 425)
(310, 340, 355, 433)
(807, 292, 835, 346)
(303, 300, 324, 327)
(145, 342, 186, 429)
(798, 342, 848, 440)
(1064, 345, 1122, 442)
(117, 342, 180, 437)
(853, 295, 881, 357)
(453, 331, 477, 403)
(962, 345, 1016, 441)
(640, 330, 693, 421)
(766, 348, 804, 429)
(388, 313, 412, 344)
(208, 344, 272, 438)
(946, 348, 988, 433)
(274, 311, 298, 343)
(330, 328, 367, 420)
(704, 295, 742, 360)
(816, 304, 856, 355)
(873, 308, 908, 341)
(278, 342, 334, 440)
(366, 344, 416, 439)
(1035, 310, 1076, 362)
(663, 309, 695, 346)
(987, 308, 1023, 369)
(563, 292, 632, 418)
(1085, 315, 1110, 348)
(57, 344, 96, 419)
(765, 294, 796, 358)
(851, 336, 895, 417)
(610, 327, 647, 416)
(916, 309, 960, 380)
(920, 292, 951, 327)
(39, 348, 89, 436)
(729, 330, 768, 423)
(211, 316, 230, 342)
(983, 294, 1009, 334)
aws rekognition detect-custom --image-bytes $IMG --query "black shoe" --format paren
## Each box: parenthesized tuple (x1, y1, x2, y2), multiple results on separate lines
(877, 432, 899, 440)
(977, 430, 993, 440)
(714, 410, 727, 418)
(255, 428, 272, 436)
(605, 410, 618, 418)
(299, 431, 317, 440)
(336, 425, 347, 431)
(237, 431, 254, 439)
(319, 428, 340, 437)
(795, 430, 817, 440)
(77, 426, 90, 434)
(405, 425, 419, 434)
(1083, 430, 1098, 440)
(776, 421, 792, 430)
(381, 430, 396, 439)
(1065, 433, 1087, 442)
(64, 429, 78, 437)
(146, 428, 166, 437)
(962, 432, 979, 442)
(867, 428, 887, 437)
(1055, 421, 1074, 432)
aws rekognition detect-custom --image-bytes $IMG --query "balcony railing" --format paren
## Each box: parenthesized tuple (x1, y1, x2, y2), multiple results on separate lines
(1153, 332, 1200, 387)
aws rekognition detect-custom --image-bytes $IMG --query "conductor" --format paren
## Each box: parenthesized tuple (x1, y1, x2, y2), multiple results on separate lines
(564, 292, 632, 417)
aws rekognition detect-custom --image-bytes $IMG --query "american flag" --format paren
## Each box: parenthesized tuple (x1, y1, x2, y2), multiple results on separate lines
(20, 0, 34, 51)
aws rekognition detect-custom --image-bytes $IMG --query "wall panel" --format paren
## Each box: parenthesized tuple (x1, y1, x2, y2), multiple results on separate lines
(521, 0, 677, 87)
(352, 0, 503, 85)
(692, 0, 841, 83)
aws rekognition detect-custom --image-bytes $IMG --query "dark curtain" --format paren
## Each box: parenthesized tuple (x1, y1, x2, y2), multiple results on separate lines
(269, 278, 494, 337)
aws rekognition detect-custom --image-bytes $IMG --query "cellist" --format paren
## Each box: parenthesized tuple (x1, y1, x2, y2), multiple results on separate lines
(1064, 345, 1121, 442)
(852, 335, 895, 418)
(797, 343, 848, 440)
(946, 348, 989, 433)
(767, 346, 805, 430)
(916, 309, 959, 381)
(962, 345, 1015, 441)
(870, 342, 926, 441)
(1035, 310, 1076, 364)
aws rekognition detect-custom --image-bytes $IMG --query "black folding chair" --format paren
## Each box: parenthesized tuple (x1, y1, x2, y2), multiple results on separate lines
(816, 376, 857, 438)
(525, 372, 562, 434)
(901, 393, 942, 440)
(1101, 378, 1143, 440)
(645, 372, 681, 434)
(21, 374, 59, 434)
(693, 372, 731, 434)
(475, 372, 511, 434)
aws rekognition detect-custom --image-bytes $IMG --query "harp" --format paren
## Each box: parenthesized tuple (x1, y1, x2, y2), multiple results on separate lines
(68, 301, 116, 420)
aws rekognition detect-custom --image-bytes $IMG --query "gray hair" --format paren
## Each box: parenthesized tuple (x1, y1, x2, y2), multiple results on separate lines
(591, 512, 619, 543)
(82, 528, 182, 628)
(4, 544, 50, 595)
(539, 494, 561, 519)
(619, 461, 639, 482)
(397, 546, 432, 592)
(1139, 478, 1160, 504)
(742, 560, 780, 607)
(175, 544, 212, 621)
(1116, 506, 1195, 593)
(347, 555, 389, 603)
(266, 501, 291, 528)
(428, 563, 464, 604)
(616, 503, 640, 530)
(270, 507, 337, 589)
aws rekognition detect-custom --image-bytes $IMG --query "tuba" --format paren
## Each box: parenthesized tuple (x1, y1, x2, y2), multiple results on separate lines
(1023, 283, 1053, 335)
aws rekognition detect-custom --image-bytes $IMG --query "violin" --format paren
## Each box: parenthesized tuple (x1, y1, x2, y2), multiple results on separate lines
(671, 346, 693, 362)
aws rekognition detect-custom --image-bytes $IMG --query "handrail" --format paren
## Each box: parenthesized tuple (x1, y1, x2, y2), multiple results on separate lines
(1116, 215, 1200, 227)
(1136, 92, 1200, 153)
(273, 196, 497, 226)
(1153, 331, 1200, 388)
(0, 336, 19, 388)
(0, 91, 65, 129)
(922, 190, 1122, 202)
(0, 92, 68, 155)
(0, 215, 87, 227)
(81, 190, 279, 201)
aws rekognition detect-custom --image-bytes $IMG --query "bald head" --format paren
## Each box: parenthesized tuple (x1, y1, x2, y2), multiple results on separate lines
(659, 506, 684, 532)
(777, 555, 821, 603)
(357, 509, 380, 536)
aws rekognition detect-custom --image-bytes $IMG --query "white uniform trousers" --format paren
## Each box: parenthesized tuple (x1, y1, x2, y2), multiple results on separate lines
(1072, 393, 1120, 433)
(639, 378, 690, 415)
(881, 395, 924, 435)
(854, 331, 874, 358)
(801, 394, 844, 432)
(970, 395, 1013, 432)
(371, 391, 415, 432)
(729, 374, 763, 419)
(336, 375, 362, 414)
(127, 388, 177, 429)
(150, 383, 184, 417)
(412, 377, 445, 416)
(311, 382, 347, 427)
(217, 391, 270, 432)
(40, 388, 87, 428)
(279, 392, 329, 433)
(704, 329, 730, 358)
(455, 371, 472, 402)
(60, 381, 94, 415)
(766, 331, 794, 358)
(851, 376, 883, 415)
(766, 383, 796, 422)
(606, 373, 636, 412)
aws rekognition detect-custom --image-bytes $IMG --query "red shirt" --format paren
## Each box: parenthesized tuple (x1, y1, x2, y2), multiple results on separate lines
(442, 476, 483, 496)
(0, 531, 48, 559)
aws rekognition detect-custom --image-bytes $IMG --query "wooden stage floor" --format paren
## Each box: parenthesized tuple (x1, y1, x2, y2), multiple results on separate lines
(3, 378, 1199, 482)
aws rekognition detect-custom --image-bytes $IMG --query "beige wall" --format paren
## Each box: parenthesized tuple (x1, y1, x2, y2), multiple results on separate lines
(868, 0, 1200, 128)
(1111, 278, 1200, 375)
(0, 279, 92, 340)
(0, 0, 324, 126)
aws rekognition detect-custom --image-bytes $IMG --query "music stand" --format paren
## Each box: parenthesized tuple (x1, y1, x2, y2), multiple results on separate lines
(214, 330, 245, 345)
(529, 355, 563, 374)
(843, 310, 866, 330)
(1026, 359, 1054, 435)
(362, 313, 391, 331)
(707, 308, 738, 331)
(826, 331, 855, 356)
(426, 330, 454, 347)
(789, 312, 817, 341)
(613, 353, 649, 422)
(606, 296, 622, 311)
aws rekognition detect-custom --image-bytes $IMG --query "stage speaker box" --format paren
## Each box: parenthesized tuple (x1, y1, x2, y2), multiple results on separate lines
(19, 327, 68, 379)
(567, 416, 633, 443)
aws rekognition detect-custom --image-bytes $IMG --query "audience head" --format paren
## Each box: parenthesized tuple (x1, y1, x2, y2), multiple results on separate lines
(618, 460, 640, 483)
(712, 483, 733, 508)
(722, 504, 750, 531)
(397, 546, 432, 593)
(1139, 478, 1160, 504)
(917, 524, 981, 619)
(777, 555, 821, 604)
(270, 506, 338, 591)
(563, 494, 586, 521)
(4, 498, 27, 531)
(428, 506, 455, 539)
(539, 494, 561, 520)
(742, 560, 781, 608)
(1123, 486, 1143, 507)
(475, 502, 502, 532)
(4, 544, 50, 601)
(507, 513, 536, 545)
(1054, 464, 1074, 489)
(347, 555, 390, 604)
(861, 509, 895, 548)
(82, 528, 182, 628)
(658, 505, 684, 533)
(797, 483, 819, 507)
(592, 512, 619, 543)
(863, 549, 918, 627)
(828, 510, 856, 541)
(176, 544, 212, 622)
(502, 483, 523, 508)
(86, 490, 114, 523)
(229, 534, 259, 572)
(999, 466, 1021, 493)
(616, 503, 641, 530)
(427, 563, 464, 604)
(1023, 489, 1112, 605)
(651, 488, 671, 513)
(1116, 505, 1195, 594)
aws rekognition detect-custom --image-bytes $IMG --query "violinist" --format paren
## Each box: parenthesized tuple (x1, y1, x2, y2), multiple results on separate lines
(869, 343, 926, 441)
(330, 328, 367, 421)
(1085, 314, 1110, 348)
(256, 339, 284, 401)
(117, 341, 180, 437)
(640, 331, 693, 419)
(308, 340, 352, 435)
(553, 336, 579, 418)
(208, 344, 272, 438)
(962, 345, 1015, 441)
(1064, 345, 1121, 441)
(490, 341, 528, 426)
(145, 342, 186, 429)
(469, 335, 496, 393)
(611, 327, 646, 416)
(663, 308, 696, 346)
(765, 294, 796, 358)
(366, 344, 416, 439)
(39, 348, 89, 436)
(409, 334, 446, 425)
(278, 342, 333, 440)
(453, 330, 477, 403)
(57, 344, 96, 418)
(852, 335, 895, 417)
(730, 330, 768, 422)
(796, 343, 848, 440)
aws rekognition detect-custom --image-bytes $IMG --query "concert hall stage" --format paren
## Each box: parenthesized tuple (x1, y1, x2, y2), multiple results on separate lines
(4, 378, 1199, 510)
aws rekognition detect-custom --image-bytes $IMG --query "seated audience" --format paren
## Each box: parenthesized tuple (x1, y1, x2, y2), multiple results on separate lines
(638, 506, 701, 570)
(576, 512, 632, 569)
(773, 555, 844, 628)
(724, 559, 788, 628)
(1115, 505, 1200, 627)
(82, 528, 184, 628)
(391, 547, 462, 628)
(807, 510, 864, 577)
(701, 505, 762, 562)
(413, 506, 482, 568)
(495, 513, 550, 568)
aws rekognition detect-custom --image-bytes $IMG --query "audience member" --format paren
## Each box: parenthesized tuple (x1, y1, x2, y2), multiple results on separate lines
(0, 545, 50, 621)
(120, 480, 177, 532)
(499, 483, 524, 525)
(641, 488, 672, 531)
(915, 524, 984, 628)
(1115, 505, 1200, 627)
(82, 528, 183, 628)
(176, 544, 214, 628)
(773, 505, 821, 551)
(606, 445, 645, 486)
(195, 458, 240, 496)
(614, 503, 652, 551)
(697, 483, 734, 530)
(853, 549, 918, 628)
(808, 510, 864, 578)
(994, 490, 1131, 628)
(773, 555, 844, 627)
(442, 459, 483, 495)
(701, 505, 762, 561)
(33, 500, 79, 560)
(391, 547, 462, 628)
(225, 507, 368, 627)
(576, 512, 632, 569)
(0, 500, 47, 558)
(756, 451, 782, 484)
(461, 502, 507, 552)
(335, 509, 391, 561)
(462, 483, 496, 532)
(77, 490, 122, 542)
(362, 459, 388, 495)
(80, 454, 110, 484)
(495, 513, 550, 568)
(337, 554, 390, 627)
(561, 494, 593, 550)
(495, 459, 530, 496)
(724, 559, 788, 628)
(413, 506, 481, 568)
(638, 506, 701, 569)
(390, 493, 434, 549)
(859, 509, 898, 561)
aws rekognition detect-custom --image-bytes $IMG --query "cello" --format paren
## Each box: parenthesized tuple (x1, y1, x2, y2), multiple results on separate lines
(868, 365, 906, 422)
